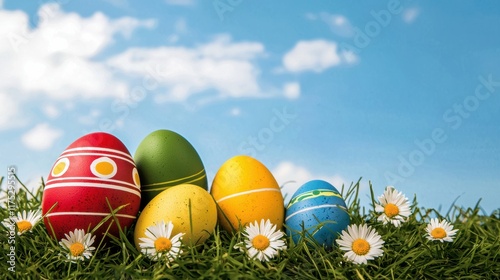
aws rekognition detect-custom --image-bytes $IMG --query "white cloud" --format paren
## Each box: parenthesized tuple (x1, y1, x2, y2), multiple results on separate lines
(0, 93, 22, 130)
(283, 39, 357, 73)
(78, 109, 101, 125)
(42, 104, 60, 119)
(272, 161, 345, 204)
(306, 12, 355, 38)
(341, 50, 359, 64)
(402, 7, 420, 24)
(165, 18, 188, 44)
(107, 34, 265, 103)
(0, 4, 154, 129)
(103, 0, 129, 8)
(283, 82, 300, 99)
(0, 5, 297, 133)
(21, 123, 63, 151)
(167, 34, 180, 43)
(174, 18, 188, 33)
(321, 13, 355, 38)
(230, 107, 241, 116)
(305, 12, 317, 20)
(165, 0, 194, 6)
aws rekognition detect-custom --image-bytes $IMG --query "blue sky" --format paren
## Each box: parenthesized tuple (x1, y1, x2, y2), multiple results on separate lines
(1, 0, 499, 213)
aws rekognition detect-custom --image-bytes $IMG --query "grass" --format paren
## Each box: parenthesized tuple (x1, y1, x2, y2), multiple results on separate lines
(1, 176, 499, 279)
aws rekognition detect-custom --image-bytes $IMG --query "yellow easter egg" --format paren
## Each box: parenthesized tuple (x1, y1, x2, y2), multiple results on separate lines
(210, 155, 284, 232)
(133, 184, 217, 249)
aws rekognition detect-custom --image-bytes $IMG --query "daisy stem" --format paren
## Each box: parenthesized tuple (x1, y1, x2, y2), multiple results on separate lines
(67, 261, 71, 277)
(43, 202, 59, 241)
(303, 244, 320, 273)
(14, 173, 38, 203)
(369, 181, 376, 211)
(188, 198, 194, 238)
(428, 242, 445, 259)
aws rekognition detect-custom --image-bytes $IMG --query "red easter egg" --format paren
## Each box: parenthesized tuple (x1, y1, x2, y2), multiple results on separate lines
(41, 132, 141, 242)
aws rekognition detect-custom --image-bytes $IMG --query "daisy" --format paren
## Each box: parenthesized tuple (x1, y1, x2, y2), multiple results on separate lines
(375, 186, 411, 227)
(1, 209, 42, 235)
(138, 221, 184, 262)
(237, 219, 287, 262)
(426, 218, 458, 243)
(1, 217, 14, 230)
(59, 229, 96, 261)
(336, 224, 385, 265)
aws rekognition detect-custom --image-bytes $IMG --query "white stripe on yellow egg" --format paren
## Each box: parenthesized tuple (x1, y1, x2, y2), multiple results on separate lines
(216, 188, 281, 203)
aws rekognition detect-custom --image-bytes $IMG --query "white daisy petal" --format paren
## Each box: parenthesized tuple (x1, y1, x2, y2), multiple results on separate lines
(138, 220, 184, 263)
(347, 224, 359, 239)
(374, 186, 411, 227)
(256, 251, 266, 262)
(7, 209, 43, 235)
(339, 229, 355, 243)
(239, 219, 287, 262)
(246, 221, 260, 237)
(426, 218, 458, 243)
(59, 229, 96, 262)
(144, 228, 158, 240)
(336, 224, 385, 265)
(247, 247, 259, 258)
(374, 204, 385, 213)
(268, 230, 285, 242)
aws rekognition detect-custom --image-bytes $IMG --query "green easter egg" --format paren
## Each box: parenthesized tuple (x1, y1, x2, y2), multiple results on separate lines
(134, 129, 207, 208)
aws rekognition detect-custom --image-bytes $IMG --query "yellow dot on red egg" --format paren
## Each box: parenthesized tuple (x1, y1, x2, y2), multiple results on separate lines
(90, 157, 117, 179)
(53, 162, 66, 175)
(132, 168, 140, 188)
(52, 158, 70, 177)
(96, 161, 114, 176)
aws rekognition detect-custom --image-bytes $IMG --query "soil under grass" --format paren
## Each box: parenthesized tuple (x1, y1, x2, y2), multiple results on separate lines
(1, 176, 499, 279)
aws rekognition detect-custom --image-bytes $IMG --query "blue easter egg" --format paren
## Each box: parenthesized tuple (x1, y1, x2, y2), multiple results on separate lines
(285, 180, 350, 249)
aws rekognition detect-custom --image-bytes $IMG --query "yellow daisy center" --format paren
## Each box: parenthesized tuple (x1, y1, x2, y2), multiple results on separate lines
(352, 239, 370, 255)
(252, 234, 270, 251)
(431, 227, 447, 239)
(17, 220, 32, 233)
(70, 242, 85, 257)
(154, 237, 172, 252)
(384, 203, 400, 218)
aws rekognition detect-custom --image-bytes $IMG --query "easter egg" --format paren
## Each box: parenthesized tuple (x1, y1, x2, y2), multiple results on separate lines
(133, 184, 217, 248)
(285, 180, 350, 249)
(42, 132, 141, 241)
(210, 155, 284, 232)
(134, 130, 207, 208)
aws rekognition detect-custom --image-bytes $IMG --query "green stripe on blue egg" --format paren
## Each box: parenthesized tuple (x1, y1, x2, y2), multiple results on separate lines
(285, 180, 350, 249)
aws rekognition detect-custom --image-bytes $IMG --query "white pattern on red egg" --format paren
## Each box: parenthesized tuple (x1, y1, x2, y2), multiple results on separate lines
(42, 132, 141, 242)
